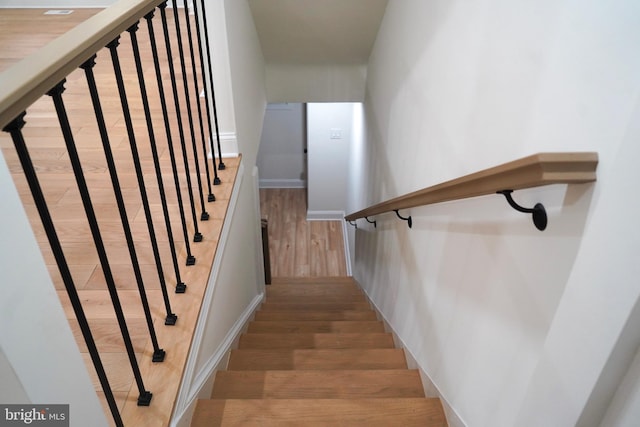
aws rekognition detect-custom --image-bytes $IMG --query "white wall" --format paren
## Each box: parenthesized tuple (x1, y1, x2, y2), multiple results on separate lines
(172, 1, 267, 424)
(0, 150, 107, 426)
(599, 339, 640, 427)
(200, 0, 238, 157)
(256, 103, 306, 188)
(266, 64, 366, 103)
(222, 0, 266, 170)
(306, 103, 355, 219)
(171, 162, 265, 426)
(350, 1, 640, 426)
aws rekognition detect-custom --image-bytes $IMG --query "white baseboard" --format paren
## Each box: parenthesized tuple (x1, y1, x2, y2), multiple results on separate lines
(306, 210, 345, 221)
(353, 279, 466, 427)
(170, 293, 263, 427)
(206, 132, 238, 160)
(170, 160, 245, 425)
(259, 179, 306, 189)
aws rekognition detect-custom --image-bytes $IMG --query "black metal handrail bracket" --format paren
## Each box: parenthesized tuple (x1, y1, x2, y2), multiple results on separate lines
(394, 210, 412, 228)
(497, 190, 547, 231)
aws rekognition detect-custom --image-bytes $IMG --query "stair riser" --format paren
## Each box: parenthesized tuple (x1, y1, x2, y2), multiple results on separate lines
(270, 277, 356, 285)
(266, 284, 363, 298)
(193, 398, 447, 427)
(254, 311, 377, 321)
(212, 370, 425, 399)
(260, 302, 372, 311)
(266, 295, 368, 304)
(239, 333, 394, 349)
(247, 321, 385, 333)
(228, 349, 407, 371)
(193, 277, 448, 426)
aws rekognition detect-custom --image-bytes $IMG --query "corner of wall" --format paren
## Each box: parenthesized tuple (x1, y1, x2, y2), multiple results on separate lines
(352, 277, 467, 427)
(171, 160, 266, 426)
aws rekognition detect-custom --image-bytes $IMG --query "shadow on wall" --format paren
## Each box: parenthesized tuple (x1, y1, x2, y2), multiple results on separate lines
(351, 99, 596, 424)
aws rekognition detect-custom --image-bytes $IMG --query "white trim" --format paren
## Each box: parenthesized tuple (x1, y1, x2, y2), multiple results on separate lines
(207, 132, 239, 160)
(259, 178, 306, 189)
(341, 218, 352, 276)
(357, 282, 466, 427)
(172, 160, 245, 422)
(306, 210, 345, 221)
(170, 292, 264, 427)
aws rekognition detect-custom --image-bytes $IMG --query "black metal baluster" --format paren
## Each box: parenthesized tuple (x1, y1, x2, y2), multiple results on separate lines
(142, 10, 189, 288)
(127, 21, 187, 294)
(196, 0, 225, 171)
(181, 2, 217, 199)
(46, 80, 152, 406)
(150, 4, 196, 265)
(4, 113, 124, 426)
(159, 3, 203, 242)
(81, 56, 171, 364)
(170, 4, 209, 221)
(106, 35, 178, 325)
(190, 0, 220, 186)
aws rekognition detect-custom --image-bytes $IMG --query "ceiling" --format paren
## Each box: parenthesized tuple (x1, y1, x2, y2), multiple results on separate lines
(248, 0, 389, 66)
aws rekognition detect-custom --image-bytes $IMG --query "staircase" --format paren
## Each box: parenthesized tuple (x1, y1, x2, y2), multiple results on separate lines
(191, 277, 447, 426)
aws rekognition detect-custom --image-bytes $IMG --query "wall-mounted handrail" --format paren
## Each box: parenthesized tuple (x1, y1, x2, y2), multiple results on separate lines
(345, 152, 598, 230)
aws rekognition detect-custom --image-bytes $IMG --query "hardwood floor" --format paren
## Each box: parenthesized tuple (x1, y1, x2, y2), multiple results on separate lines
(1, 8, 237, 426)
(259, 188, 348, 277)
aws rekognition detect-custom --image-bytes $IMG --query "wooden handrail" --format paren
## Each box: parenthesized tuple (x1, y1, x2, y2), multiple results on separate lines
(0, 0, 160, 130)
(345, 152, 598, 223)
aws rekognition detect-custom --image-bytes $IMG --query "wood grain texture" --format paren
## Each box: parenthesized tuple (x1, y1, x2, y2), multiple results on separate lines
(345, 152, 598, 221)
(0, 1, 161, 128)
(247, 320, 386, 334)
(259, 302, 372, 311)
(227, 349, 408, 371)
(211, 370, 426, 399)
(260, 188, 348, 277)
(193, 398, 447, 427)
(254, 310, 377, 321)
(265, 282, 363, 298)
(195, 277, 446, 425)
(238, 333, 394, 349)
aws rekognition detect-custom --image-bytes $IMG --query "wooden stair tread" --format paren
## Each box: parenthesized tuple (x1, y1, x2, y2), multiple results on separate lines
(270, 276, 356, 284)
(228, 348, 407, 370)
(239, 333, 394, 349)
(260, 302, 372, 311)
(211, 370, 425, 399)
(266, 294, 368, 304)
(193, 276, 448, 425)
(254, 310, 377, 321)
(266, 283, 363, 297)
(192, 398, 446, 426)
(247, 320, 385, 333)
